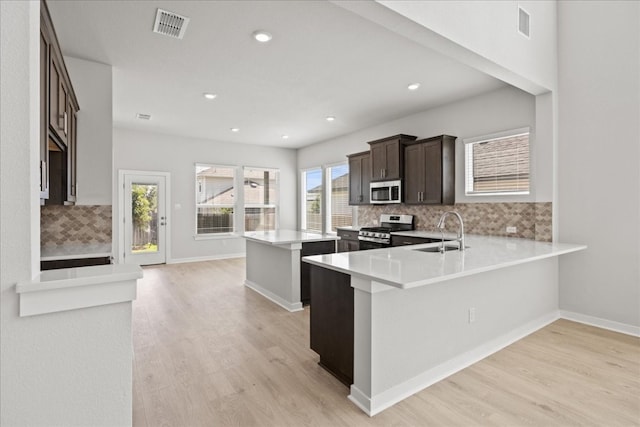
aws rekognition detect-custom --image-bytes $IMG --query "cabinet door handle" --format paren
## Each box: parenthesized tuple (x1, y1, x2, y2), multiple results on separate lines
(40, 160, 47, 191)
(63, 111, 68, 135)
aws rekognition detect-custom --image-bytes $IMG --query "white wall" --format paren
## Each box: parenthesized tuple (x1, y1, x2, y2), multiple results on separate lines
(557, 1, 640, 327)
(298, 86, 547, 204)
(64, 56, 113, 205)
(2, 3, 134, 425)
(113, 128, 298, 262)
(375, 0, 557, 93)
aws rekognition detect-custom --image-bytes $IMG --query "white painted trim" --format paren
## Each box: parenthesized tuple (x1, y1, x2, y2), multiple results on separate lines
(16, 264, 143, 317)
(348, 385, 373, 416)
(355, 311, 559, 417)
(244, 279, 303, 312)
(559, 310, 640, 337)
(168, 253, 246, 264)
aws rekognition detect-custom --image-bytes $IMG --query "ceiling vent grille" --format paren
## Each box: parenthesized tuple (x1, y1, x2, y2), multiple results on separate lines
(518, 6, 530, 38)
(153, 8, 190, 39)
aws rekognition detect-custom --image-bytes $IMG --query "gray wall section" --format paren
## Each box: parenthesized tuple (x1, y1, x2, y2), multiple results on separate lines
(557, 0, 640, 326)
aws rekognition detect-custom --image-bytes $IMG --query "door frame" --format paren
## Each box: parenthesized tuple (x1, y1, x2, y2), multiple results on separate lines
(117, 170, 171, 265)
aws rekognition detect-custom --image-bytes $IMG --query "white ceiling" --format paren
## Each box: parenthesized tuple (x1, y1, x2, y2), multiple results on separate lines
(47, 0, 506, 149)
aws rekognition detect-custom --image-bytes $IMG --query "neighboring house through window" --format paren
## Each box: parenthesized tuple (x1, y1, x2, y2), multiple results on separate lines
(464, 128, 530, 195)
(327, 163, 351, 232)
(301, 163, 352, 233)
(244, 167, 279, 232)
(301, 168, 322, 232)
(195, 164, 236, 235)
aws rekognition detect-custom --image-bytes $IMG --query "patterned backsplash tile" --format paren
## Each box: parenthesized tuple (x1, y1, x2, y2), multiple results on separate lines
(41, 205, 112, 249)
(358, 202, 552, 242)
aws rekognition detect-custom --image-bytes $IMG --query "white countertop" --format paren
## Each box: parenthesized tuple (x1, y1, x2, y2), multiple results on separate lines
(303, 235, 586, 289)
(16, 263, 143, 294)
(244, 229, 340, 245)
(41, 243, 112, 261)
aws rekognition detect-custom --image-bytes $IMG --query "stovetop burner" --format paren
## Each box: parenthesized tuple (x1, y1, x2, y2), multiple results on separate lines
(357, 214, 415, 247)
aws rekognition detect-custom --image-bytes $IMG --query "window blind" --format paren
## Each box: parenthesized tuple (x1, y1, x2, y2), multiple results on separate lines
(465, 132, 530, 194)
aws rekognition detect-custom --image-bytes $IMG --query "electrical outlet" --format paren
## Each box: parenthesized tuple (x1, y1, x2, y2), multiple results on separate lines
(468, 307, 476, 323)
(506, 226, 517, 234)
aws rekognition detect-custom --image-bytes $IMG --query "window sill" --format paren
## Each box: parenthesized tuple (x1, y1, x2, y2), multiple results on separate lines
(194, 233, 242, 241)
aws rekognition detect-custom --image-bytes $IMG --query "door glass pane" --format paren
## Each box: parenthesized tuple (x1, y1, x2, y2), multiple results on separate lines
(304, 168, 322, 232)
(329, 164, 351, 231)
(131, 183, 159, 253)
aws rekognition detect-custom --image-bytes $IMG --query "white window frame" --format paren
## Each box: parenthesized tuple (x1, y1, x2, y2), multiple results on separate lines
(324, 161, 354, 234)
(300, 167, 323, 233)
(194, 163, 240, 239)
(243, 166, 280, 232)
(300, 163, 357, 234)
(463, 127, 531, 197)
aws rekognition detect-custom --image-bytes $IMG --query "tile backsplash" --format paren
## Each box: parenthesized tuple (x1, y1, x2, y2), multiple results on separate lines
(41, 205, 112, 249)
(359, 202, 552, 242)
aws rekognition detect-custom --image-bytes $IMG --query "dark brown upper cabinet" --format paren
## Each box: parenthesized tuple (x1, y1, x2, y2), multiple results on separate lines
(41, 0, 79, 205)
(404, 135, 456, 205)
(347, 150, 371, 205)
(368, 134, 417, 181)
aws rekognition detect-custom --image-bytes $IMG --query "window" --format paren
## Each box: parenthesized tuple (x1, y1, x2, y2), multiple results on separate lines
(326, 163, 352, 232)
(244, 167, 279, 232)
(301, 168, 322, 232)
(464, 129, 530, 195)
(195, 164, 236, 234)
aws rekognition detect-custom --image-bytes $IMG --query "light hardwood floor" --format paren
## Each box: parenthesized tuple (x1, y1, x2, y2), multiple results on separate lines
(133, 258, 640, 426)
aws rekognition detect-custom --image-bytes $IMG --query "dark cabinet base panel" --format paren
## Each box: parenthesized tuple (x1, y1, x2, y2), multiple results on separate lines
(41, 256, 111, 271)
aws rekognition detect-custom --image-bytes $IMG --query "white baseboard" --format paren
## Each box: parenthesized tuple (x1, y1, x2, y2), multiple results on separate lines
(559, 310, 640, 337)
(356, 311, 560, 417)
(168, 253, 245, 264)
(244, 279, 303, 313)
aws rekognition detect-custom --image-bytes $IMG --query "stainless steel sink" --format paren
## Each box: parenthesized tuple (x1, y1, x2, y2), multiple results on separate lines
(413, 245, 467, 253)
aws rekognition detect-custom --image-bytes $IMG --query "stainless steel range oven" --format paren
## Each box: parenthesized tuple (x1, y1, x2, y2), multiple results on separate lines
(358, 214, 414, 250)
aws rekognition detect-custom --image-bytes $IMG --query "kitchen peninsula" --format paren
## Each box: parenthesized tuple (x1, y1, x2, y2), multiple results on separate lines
(243, 230, 338, 311)
(303, 235, 586, 416)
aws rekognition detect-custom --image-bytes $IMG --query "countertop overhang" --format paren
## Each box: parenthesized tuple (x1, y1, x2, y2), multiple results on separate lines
(16, 264, 143, 316)
(243, 230, 340, 245)
(303, 235, 586, 290)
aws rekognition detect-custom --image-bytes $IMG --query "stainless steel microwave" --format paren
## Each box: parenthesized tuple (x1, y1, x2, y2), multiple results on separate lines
(370, 180, 402, 204)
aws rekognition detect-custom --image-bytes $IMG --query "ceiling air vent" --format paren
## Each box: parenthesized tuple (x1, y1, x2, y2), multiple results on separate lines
(153, 8, 190, 39)
(518, 6, 530, 38)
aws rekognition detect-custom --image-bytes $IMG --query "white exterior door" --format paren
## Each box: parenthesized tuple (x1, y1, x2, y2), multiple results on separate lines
(122, 173, 168, 265)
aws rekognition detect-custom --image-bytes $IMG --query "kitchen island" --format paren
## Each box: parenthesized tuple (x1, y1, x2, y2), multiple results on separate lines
(303, 235, 586, 416)
(243, 230, 339, 311)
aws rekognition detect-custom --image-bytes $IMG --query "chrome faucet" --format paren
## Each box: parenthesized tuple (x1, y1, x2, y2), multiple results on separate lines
(437, 211, 465, 251)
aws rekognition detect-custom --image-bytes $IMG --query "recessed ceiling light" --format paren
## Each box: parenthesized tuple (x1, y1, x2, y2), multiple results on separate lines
(407, 83, 421, 91)
(282, 135, 289, 139)
(136, 113, 151, 120)
(203, 93, 217, 100)
(326, 116, 336, 122)
(252, 30, 272, 43)
(231, 128, 239, 132)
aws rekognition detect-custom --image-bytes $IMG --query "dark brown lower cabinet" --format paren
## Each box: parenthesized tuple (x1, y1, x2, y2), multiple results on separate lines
(300, 240, 336, 304)
(309, 264, 354, 386)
